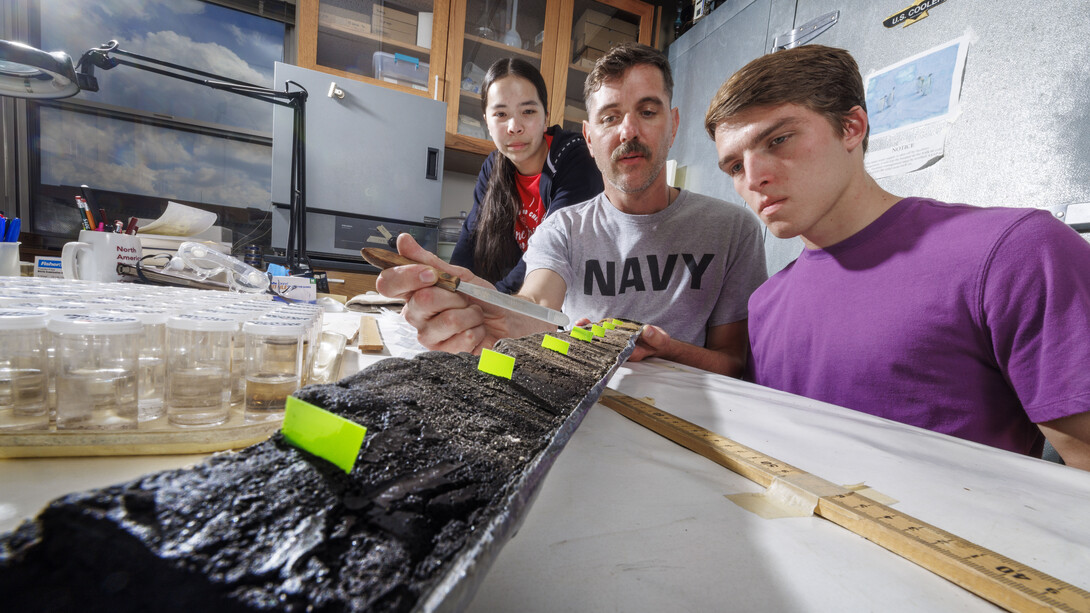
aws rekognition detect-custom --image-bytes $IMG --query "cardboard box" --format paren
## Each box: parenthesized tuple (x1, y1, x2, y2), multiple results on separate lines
(319, 12, 372, 36)
(573, 46, 604, 69)
(373, 4, 418, 29)
(575, 26, 637, 55)
(565, 103, 588, 123)
(573, 8, 638, 54)
(575, 8, 639, 37)
(321, 4, 371, 23)
(374, 25, 416, 46)
(374, 18, 416, 36)
(371, 3, 418, 45)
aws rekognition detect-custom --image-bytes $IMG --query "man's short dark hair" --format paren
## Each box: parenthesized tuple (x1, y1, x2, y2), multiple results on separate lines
(704, 45, 869, 151)
(584, 42, 673, 105)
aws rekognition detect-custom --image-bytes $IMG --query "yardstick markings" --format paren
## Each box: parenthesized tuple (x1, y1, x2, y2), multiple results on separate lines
(599, 389, 1090, 613)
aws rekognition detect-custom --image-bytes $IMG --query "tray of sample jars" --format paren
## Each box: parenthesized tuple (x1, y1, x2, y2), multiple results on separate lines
(0, 408, 283, 458)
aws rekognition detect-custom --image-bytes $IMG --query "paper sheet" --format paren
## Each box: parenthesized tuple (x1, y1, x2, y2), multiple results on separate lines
(863, 33, 971, 178)
(138, 201, 218, 236)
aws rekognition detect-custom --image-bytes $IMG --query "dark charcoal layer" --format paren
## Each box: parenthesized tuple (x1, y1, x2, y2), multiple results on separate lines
(0, 323, 641, 612)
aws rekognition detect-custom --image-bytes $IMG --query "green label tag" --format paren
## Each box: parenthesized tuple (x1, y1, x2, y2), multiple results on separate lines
(603, 321, 616, 330)
(541, 334, 570, 355)
(612, 318, 625, 326)
(570, 327, 593, 341)
(479, 348, 515, 379)
(282, 396, 367, 474)
(591, 324, 604, 337)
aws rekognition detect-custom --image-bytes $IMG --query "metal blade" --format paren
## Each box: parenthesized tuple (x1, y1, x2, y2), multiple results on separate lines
(455, 282, 570, 327)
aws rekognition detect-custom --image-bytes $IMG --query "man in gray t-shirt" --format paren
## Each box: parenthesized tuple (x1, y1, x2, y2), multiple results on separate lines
(377, 44, 766, 376)
(524, 190, 765, 349)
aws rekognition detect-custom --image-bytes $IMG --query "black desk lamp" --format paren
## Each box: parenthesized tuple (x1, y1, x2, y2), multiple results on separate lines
(0, 39, 310, 273)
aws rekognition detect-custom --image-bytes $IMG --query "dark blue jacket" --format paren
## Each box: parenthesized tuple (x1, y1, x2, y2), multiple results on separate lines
(450, 125, 603, 294)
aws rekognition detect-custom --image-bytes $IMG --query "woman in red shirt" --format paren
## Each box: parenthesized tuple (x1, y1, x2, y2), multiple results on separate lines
(450, 59, 603, 293)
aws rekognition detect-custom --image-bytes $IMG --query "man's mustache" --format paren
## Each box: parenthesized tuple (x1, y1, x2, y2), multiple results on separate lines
(611, 140, 653, 162)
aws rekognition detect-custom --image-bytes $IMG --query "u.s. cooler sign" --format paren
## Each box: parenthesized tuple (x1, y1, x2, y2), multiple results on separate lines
(884, 0, 949, 28)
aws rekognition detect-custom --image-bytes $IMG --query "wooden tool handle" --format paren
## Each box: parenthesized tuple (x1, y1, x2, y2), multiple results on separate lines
(360, 248, 459, 292)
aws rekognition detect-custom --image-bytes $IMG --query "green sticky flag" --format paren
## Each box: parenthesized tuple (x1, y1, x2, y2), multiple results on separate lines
(479, 348, 515, 379)
(282, 396, 367, 474)
(541, 334, 570, 355)
(570, 327, 593, 341)
(603, 321, 616, 330)
(591, 324, 604, 337)
(612, 318, 625, 326)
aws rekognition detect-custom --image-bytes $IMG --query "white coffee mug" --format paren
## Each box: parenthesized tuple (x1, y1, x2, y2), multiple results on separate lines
(61, 230, 143, 282)
(0, 242, 20, 277)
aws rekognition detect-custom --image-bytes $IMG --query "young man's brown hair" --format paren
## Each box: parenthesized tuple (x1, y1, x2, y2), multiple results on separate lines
(704, 45, 869, 151)
(583, 42, 674, 105)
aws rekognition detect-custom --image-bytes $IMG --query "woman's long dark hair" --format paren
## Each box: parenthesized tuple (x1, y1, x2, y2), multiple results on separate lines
(474, 58, 550, 283)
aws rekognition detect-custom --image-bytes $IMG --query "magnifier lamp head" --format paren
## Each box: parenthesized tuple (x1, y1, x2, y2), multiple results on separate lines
(0, 39, 81, 99)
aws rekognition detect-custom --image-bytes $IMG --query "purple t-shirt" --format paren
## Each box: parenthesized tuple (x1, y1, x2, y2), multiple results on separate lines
(748, 197, 1090, 456)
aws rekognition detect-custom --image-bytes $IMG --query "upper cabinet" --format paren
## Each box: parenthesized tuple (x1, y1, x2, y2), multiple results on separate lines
(443, 0, 559, 154)
(298, 0, 451, 97)
(297, 0, 655, 156)
(550, 0, 654, 132)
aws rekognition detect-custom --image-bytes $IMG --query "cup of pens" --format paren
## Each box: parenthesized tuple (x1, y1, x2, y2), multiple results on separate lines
(61, 230, 143, 282)
(0, 215, 21, 277)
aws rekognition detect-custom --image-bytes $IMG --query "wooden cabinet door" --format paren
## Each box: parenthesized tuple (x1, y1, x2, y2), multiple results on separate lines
(549, 0, 654, 130)
(442, 0, 560, 155)
(298, 0, 450, 99)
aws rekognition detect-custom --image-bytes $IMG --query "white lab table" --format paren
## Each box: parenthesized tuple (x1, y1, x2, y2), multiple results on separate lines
(3, 314, 1088, 612)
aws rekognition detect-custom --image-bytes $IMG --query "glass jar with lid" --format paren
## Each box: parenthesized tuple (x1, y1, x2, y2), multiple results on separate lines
(48, 313, 142, 430)
(0, 308, 50, 430)
(242, 319, 307, 421)
(165, 313, 237, 427)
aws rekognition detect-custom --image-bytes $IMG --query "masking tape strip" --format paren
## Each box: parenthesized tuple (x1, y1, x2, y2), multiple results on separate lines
(844, 482, 899, 506)
(727, 474, 852, 519)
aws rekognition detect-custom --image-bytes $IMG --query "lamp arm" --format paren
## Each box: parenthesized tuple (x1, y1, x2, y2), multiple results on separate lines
(78, 42, 304, 108)
(75, 40, 311, 273)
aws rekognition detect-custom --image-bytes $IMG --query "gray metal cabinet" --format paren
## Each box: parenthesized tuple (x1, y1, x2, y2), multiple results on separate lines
(669, 0, 1090, 274)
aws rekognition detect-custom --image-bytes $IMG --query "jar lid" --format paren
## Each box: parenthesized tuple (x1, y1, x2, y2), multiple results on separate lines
(0, 308, 49, 330)
(264, 310, 311, 320)
(166, 313, 239, 332)
(47, 313, 143, 335)
(242, 319, 307, 337)
(197, 308, 257, 323)
(0, 301, 47, 310)
(38, 302, 95, 313)
(104, 306, 170, 325)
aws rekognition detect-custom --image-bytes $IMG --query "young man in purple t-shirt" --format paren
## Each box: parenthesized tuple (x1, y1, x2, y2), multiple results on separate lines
(703, 45, 1090, 470)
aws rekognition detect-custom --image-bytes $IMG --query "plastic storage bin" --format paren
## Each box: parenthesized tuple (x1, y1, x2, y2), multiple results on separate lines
(373, 52, 429, 91)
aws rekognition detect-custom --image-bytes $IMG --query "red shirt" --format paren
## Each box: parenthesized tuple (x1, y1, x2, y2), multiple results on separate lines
(513, 134, 552, 251)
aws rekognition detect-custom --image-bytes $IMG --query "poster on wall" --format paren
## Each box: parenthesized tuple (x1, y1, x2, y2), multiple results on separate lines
(862, 33, 970, 179)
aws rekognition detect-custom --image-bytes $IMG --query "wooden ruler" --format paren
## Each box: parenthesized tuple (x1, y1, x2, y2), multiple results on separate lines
(358, 315, 384, 352)
(598, 389, 1090, 613)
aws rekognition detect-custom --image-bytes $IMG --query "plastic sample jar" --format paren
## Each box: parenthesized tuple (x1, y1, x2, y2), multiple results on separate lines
(165, 313, 237, 427)
(108, 306, 170, 422)
(48, 313, 142, 430)
(308, 331, 348, 385)
(242, 319, 306, 420)
(261, 310, 319, 383)
(198, 307, 256, 407)
(0, 308, 50, 430)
